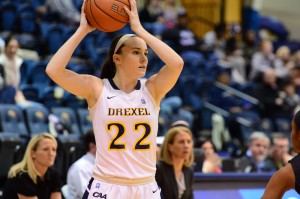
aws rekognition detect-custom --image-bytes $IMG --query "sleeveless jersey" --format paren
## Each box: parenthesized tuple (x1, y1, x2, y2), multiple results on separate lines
(89, 79, 160, 183)
(289, 153, 300, 194)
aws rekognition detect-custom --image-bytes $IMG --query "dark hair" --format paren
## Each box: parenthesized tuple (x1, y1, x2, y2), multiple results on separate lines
(294, 110, 300, 130)
(100, 34, 125, 79)
(82, 128, 95, 152)
(4, 34, 18, 48)
(195, 138, 217, 152)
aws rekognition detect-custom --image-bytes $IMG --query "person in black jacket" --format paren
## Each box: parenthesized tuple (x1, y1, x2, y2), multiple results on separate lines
(156, 123, 194, 199)
(262, 109, 300, 198)
(3, 133, 62, 199)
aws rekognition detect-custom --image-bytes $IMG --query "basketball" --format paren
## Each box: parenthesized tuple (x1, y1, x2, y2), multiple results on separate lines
(84, 0, 130, 32)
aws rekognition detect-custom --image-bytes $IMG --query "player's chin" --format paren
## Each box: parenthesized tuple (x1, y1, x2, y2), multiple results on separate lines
(138, 71, 146, 78)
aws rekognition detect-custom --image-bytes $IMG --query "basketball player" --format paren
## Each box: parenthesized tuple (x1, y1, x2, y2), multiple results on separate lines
(45, 0, 184, 198)
(261, 110, 300, 199)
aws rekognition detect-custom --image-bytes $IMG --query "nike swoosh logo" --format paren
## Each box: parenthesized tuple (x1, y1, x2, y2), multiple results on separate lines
(107, 96, 116, 99)
(152, 187, 159, 193)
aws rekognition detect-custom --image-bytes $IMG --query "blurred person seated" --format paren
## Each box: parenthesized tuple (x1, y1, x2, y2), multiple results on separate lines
(66, 129, 96, 199)
(267, 132, 293, 170)
(139, 0, 165, 35)
(254, 68, 285, 130)
(237, 131, 275, 173)
(156, 122, 194, 199)
(161, 0, 185, 29)
(249, 39, 276, 81)
(36, 0, 80, 24)
(274, 46, 295, 81)
(194, 138, 222, 173)
(218, 35, 247, 85)
(203, 22, 228, 60)
(3, 133, 62, 199)
(278, 80, 300, 120)
(161, 9, 203, 53)
(0, 35, 43, 108)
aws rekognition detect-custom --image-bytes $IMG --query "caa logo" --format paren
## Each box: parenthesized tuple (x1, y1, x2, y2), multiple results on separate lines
(93, 192, 107, 199)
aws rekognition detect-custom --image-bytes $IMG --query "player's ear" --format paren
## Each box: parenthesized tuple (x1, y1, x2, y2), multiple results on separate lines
(113, 54, 121, 64)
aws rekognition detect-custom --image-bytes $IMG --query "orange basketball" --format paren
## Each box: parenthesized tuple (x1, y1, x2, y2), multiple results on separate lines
(84, 0, 130, 32)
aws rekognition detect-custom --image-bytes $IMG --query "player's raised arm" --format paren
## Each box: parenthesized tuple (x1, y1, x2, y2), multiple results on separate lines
(124, 0, 184, 103)
(45, 0, 98, 105)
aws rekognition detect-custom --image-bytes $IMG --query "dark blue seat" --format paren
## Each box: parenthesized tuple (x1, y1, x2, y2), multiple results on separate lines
(28, 61, 52, 97)
(20, 84, 40, 102)
(0, 1, 17, 31)
(0, 133, 23, 187)
(0, 105, 29, 138)
(40, 86, 64, 109)
(20, 59, 38, 86)
(77, 108, 92, 135)
(16, 3, 36, 34)
(24, 105, 49, 136)
(51, 107, 81, 136)
(62, 91, 87, 110)
(44, 23, 64, 54)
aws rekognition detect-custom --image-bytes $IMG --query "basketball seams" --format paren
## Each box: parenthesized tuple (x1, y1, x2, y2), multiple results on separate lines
(115, 0, 130, 7)
(90, 0, 110, 31)
(85, 0, 128, 32)
(94, 0, 128, 23)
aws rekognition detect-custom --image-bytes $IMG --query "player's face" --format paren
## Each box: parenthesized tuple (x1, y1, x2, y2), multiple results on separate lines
(119, 37, 148, 78)
(31, 138, 57, 168)
(168, 130, 193, 161)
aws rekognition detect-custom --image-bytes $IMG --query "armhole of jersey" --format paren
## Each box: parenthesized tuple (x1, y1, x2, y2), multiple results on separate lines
(88, 79, 106, 117)
(144, 81, 160, 109)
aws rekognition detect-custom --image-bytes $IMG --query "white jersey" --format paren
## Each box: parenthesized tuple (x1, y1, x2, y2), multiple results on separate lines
(89, 79, 160, 184)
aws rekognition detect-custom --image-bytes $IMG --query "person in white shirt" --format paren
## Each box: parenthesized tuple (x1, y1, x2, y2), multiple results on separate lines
(67, 129, 96, 199)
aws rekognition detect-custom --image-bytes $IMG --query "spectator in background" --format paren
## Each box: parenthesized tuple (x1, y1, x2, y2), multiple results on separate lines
(254, 68, 284, 130)
(36, 0, 80, 24)
(262, 110, 300, 198)
(156, 123, 194, 199)
(139, 0, 165, 35)
(194, 138, 222, 173)
(161, 9, 202, 54)
(267, 133, 293, 170)
(161, 0, 184, 29)
(237, 131, 275, 173)
(203, 22, 228, 60)
(0, 35, 44, 107)
(274, 46, 294, 81)
(3, 133, 62, 199)
(249, 40, 275, 81)
(218, 36, 247, 85)
(278, 80, 300, 120)
(241, 30, 258, 79)
(66, 129, 96, 199)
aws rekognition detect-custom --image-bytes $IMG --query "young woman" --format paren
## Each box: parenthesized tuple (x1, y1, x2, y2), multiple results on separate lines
(3, 133, 62, 199)
(262, 110, 300, 198)
(45, 0, 184, 198)
(196, 139, 222, 173)
(156, 125, 194, 199)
